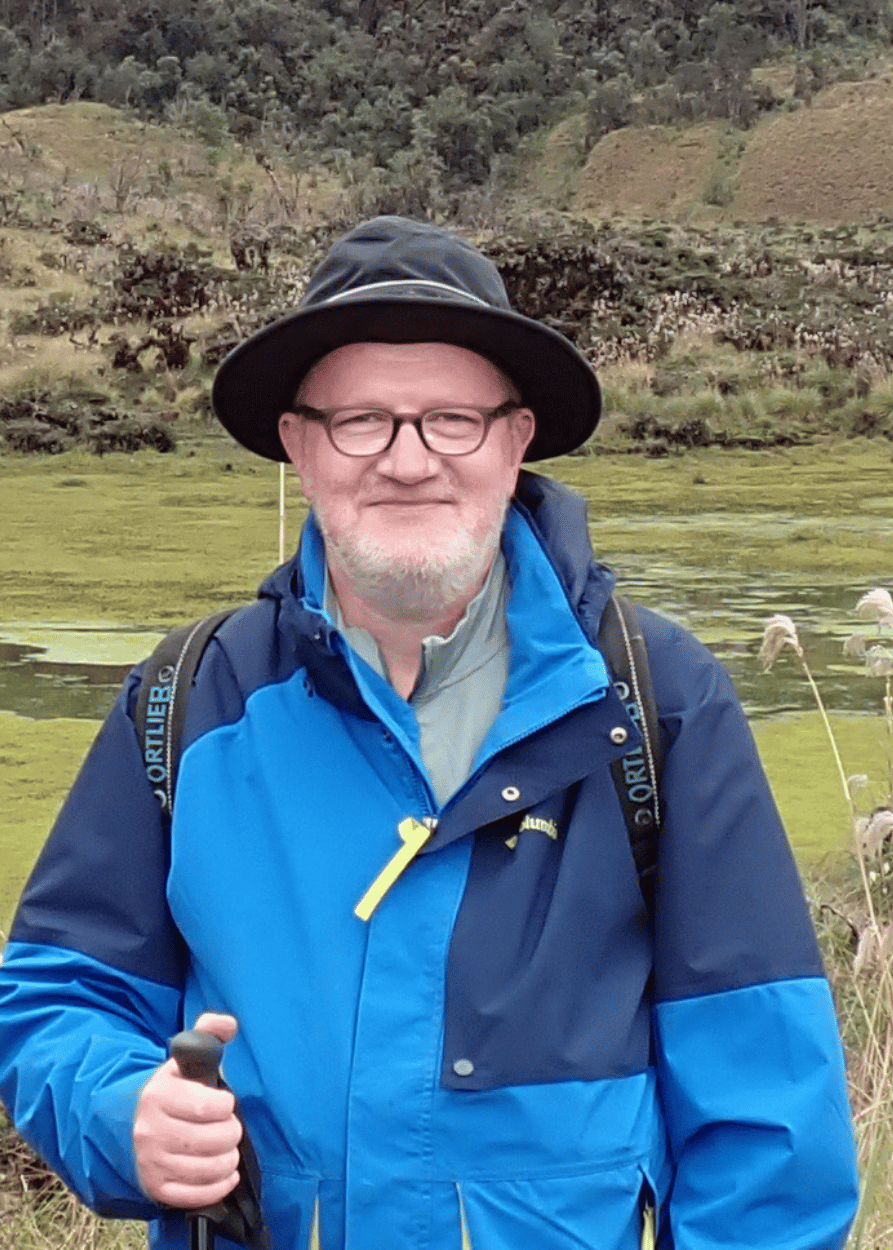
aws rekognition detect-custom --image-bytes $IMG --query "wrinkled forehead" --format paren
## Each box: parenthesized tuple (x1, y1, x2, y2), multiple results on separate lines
(295, 341, 521, 406)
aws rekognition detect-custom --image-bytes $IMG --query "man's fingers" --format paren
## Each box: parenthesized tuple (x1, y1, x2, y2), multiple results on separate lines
(134, 1058, 243, 1205)
(141, 1143, 241, 1211)
(152, 1144, 241, 1187)
(152, 1166, 242, 1212)
(191, 1012, 238, 1044)
(134, 1071, 242, 1149)
(153, 1058, 238, 1121)
(146, 1101, 244, 1154)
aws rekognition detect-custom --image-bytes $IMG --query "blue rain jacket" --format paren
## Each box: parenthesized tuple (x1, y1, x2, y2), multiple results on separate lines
(0, 471, 858, 1250)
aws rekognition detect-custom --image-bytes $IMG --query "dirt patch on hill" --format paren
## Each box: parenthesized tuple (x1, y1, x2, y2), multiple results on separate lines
(570, 71, 893, 225)
(573, 124, 721, 220)
(733, 75, 893, 222)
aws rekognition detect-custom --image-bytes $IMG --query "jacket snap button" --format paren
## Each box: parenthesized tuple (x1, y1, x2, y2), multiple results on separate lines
(501, 786, 521, 802)
(453, 1059, 475, 1077)
(610, 726, 629, 745)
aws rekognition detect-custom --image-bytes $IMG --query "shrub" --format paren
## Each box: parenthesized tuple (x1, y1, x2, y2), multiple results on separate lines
(0, 390, 176, 455)
(111, 246, 221, 321)
(10, 298, 102, 336)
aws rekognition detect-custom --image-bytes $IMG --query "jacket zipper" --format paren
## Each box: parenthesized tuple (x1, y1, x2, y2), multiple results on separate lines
(641, 1202, 655, 1250)
(354, 817, 438, 920)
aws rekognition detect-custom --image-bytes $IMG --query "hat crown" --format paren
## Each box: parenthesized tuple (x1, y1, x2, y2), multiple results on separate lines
(212, 214, 601, 463)
(301, 216, 512, 312)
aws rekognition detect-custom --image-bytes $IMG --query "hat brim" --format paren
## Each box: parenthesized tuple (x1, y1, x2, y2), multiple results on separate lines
(211, 296, 601, 462)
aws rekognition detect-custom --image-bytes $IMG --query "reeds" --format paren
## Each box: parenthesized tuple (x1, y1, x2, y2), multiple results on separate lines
(761, 589, 893, 1247)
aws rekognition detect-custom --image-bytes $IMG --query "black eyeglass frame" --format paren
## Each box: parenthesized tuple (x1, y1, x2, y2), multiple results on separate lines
(293, 399, 522, 457)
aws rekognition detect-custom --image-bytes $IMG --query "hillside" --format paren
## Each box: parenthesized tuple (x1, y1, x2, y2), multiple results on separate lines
(7, 74, 893, 233)
(0, 101, 344, 231)
(733, 74, 893, 222)
(525, 65, 893, 225)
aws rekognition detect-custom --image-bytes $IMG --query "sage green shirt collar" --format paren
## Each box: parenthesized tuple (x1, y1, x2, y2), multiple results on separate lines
(325, 555, 510, 805)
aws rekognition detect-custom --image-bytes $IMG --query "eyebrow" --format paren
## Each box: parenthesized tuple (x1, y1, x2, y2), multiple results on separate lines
(293, 400, 520, 417)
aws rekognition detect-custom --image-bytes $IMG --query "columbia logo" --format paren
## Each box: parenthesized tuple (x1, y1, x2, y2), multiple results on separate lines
(505, 815, 560, 849)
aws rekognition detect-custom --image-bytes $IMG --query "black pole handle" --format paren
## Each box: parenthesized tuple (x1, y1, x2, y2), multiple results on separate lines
(170, 1029, 224, 1086)
(169, 1029, 226, 1250)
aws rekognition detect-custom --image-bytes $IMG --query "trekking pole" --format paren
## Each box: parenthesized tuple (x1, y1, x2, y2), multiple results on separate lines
(170, 1028, 225, 1250)
(278, 462, 286, 565)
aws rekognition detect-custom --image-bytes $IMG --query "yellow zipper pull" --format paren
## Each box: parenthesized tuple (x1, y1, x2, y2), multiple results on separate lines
(354, 818, 435, 921)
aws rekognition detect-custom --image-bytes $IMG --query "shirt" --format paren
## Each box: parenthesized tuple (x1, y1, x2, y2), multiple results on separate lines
(326, 553, 510, 804)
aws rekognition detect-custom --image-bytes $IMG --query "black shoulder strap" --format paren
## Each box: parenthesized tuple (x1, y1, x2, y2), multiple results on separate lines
(136, 608, 237, 820)
(598, 593, 665, 916)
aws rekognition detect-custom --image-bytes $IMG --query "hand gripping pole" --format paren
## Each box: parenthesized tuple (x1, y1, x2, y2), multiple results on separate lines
(170, 1029, 225, 1250)
(168, 1029, 273, 1250)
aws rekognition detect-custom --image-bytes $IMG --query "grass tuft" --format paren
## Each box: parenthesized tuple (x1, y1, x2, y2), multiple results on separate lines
(0, 1110, 143, 1250)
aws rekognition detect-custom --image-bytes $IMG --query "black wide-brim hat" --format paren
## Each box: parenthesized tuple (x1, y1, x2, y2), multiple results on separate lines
(212, 216, 601, 462)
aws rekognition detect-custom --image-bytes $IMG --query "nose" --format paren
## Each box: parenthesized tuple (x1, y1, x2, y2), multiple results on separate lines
(375, 419, 438, 481)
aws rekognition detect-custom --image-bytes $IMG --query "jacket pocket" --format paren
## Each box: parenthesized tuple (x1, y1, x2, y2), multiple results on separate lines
(456, 1161, 656, 1250)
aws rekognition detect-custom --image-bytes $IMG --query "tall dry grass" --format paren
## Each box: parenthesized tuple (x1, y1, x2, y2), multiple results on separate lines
(0, 1111, 142, 1250)
(761, 589, 893, 1248)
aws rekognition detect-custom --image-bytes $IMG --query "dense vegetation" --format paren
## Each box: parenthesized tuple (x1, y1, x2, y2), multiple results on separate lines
(4, 209, 893, 456)
(2, 0, 893, 199)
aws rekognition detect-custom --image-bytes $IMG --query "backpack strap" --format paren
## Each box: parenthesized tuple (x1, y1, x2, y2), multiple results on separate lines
(136, 608, 237, 820)
(598, 593, 665, 915)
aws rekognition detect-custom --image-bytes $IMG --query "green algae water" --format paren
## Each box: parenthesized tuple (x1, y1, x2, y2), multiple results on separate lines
(1, 438, 891, 932)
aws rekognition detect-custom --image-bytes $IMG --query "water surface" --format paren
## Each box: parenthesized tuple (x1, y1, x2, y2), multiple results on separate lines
(0, 567, 881, 722)
(0, 625, 164, 720)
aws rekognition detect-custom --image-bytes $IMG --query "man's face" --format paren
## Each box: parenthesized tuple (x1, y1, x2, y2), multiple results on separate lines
(278, 342, 534, 619)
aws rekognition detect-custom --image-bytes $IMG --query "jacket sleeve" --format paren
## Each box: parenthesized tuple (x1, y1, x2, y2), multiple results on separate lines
(642, 610, 859, 1250)
(0, 670, 184, 1218)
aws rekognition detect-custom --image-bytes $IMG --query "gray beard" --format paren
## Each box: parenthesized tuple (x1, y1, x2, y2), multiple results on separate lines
(314, 504, 507, 623)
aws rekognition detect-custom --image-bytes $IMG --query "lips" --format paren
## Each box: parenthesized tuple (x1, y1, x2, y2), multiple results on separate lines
(367, 498, 455, 507)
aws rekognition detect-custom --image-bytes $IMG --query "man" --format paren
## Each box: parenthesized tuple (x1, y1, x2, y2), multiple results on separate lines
(0, 216, 858, 1250)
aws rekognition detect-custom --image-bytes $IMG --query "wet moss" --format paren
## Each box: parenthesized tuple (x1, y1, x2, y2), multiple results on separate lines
(753, 712, 891, 864)
(0, 436, 309, 625)
(0, 712, 98, 934)
(2, 439, 890, 629)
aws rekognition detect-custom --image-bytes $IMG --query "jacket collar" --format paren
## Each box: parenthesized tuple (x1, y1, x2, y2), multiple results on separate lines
(510, 469, 616, 626)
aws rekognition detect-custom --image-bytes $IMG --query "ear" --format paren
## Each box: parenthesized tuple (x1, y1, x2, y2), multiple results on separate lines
(278, 412, 305, 471)
(507, 407, 536, 466)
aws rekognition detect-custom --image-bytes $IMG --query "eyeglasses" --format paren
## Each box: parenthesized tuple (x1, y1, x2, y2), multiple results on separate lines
(294, 400, 520, 457)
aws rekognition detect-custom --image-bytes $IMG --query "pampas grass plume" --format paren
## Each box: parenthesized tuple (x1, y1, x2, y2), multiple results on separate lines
(759, 613, 803, 669)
